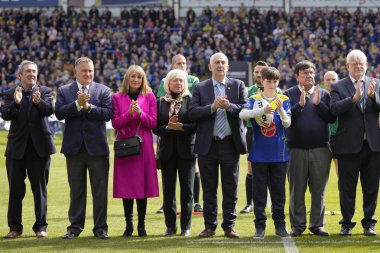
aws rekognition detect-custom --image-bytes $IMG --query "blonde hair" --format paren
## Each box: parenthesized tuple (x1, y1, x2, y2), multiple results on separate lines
(120, 65, 152, 96)
(163, 69, 191, 97)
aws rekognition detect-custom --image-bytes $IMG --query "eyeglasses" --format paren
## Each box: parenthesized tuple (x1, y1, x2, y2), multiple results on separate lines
(349, 62, 366, 67)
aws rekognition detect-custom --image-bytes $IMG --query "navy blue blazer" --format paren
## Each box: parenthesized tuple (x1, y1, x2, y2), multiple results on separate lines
(1, 85, 56, 159)
(188, 77, 247, 156)
(330, 76, 380, 154)
(55, 81, 113, 156)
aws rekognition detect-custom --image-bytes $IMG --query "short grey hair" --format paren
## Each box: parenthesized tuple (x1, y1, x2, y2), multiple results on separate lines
(17, 60, 38, 75)
(163, 69, 191, 97)
(209, 52, 228, 65)
(347, 50, 367, 64)
(75, 57, 94, 67)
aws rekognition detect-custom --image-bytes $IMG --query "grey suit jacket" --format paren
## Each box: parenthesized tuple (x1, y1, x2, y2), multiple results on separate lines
(55, 81, 113, 156)
(188, 77, 247, 156)
(330, 76, 380, 154)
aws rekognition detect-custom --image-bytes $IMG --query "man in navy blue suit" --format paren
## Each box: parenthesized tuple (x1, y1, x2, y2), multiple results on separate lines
(55, 57, 113, 239)
(189, 52, 247, 239)
(330, 50, 380, 236)
(2, 60, 56, 239)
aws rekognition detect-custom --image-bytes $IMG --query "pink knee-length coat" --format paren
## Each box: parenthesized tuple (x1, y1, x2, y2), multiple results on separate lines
(112, 91, 159, 199)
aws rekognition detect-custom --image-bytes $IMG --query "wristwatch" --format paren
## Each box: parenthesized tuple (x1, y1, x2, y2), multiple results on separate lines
(86, 104, 92, 112)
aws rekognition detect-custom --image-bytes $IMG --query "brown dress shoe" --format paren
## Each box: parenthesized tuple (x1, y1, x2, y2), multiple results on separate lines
(198, 228, 215, 238)
(36, 231, 48, 238)
(224, 228, 240, 239)
(4, 231, 22, 239)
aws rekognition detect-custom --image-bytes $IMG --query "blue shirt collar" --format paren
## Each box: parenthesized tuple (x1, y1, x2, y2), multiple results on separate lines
(212, 77, 227, 86)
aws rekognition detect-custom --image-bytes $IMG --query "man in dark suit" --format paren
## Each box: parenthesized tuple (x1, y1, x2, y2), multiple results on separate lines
(189, 52, 247, 239)
(55, 57, 113, 239)
(1, 60, 56, 239)
(330, 49, 380, 236)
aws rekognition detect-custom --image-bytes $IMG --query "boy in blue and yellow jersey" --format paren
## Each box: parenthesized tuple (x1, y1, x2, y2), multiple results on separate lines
(239, 67, 291, 239)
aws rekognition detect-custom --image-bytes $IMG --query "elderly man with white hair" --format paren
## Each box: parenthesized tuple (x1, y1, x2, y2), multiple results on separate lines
(330, 49, 380, 236)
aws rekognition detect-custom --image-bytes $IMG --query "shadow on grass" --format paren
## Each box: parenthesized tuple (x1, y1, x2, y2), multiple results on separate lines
(0, 236, 284, 252)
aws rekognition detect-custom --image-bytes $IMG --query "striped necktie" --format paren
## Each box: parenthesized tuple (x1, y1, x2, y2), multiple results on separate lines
(214, 83, 229, 139)
(358, 80, 365, 110)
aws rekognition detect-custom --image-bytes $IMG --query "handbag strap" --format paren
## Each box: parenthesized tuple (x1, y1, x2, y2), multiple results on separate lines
(116, 121, 142, 140)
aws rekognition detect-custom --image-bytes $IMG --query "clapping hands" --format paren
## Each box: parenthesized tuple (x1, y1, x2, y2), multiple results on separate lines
(167, 114, 184, 131)
(129, 100, 142, 116)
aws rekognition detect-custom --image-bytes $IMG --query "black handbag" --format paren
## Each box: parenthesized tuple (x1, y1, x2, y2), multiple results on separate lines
(114, 122, 143, 157)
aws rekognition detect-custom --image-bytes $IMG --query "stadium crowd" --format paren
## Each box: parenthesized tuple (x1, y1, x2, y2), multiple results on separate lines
(1, 5, 380, 103)
(2, 2, 380, 240)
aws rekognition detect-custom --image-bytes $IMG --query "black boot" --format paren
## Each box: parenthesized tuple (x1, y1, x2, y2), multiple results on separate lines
(193, 172, 203, 212)
(123, 199, 134, 237)
(240, 174, 253, 213)
(137, 198, 147, 237)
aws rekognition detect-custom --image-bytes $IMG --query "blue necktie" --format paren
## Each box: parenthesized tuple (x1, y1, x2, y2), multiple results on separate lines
(214, 83, 229, 139)
(82, 86, 89, 94)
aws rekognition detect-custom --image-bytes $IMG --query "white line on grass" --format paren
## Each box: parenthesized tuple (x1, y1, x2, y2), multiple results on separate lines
(282, 237, 299, 253)
(186, 240, 380, 245)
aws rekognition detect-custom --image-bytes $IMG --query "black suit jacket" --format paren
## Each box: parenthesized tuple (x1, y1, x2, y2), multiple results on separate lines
(1, 85, 56, 159)
(153, 95, 196, 160)
(330, 76, 380, 154)
(55, 81, 113, 156)
(188, 77, 247, 156)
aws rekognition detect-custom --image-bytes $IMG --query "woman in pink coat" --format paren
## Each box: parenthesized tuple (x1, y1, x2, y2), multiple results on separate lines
(112, 65, 158, 237)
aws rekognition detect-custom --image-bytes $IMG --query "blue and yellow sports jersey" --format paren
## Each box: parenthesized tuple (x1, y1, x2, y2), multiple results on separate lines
(244, 94, 291, 163)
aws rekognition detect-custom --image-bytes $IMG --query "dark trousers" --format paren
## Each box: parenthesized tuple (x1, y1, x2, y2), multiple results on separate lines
(162, 157, 195, 230)
(252, 162, 287, 229)
(6, 141, 50, 233)
(65, 146, 109, 235)
(198, 138, 239, 231)
(338, 141, 380, 229)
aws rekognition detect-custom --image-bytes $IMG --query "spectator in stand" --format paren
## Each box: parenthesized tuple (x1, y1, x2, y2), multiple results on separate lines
(2, 6, 380, 104)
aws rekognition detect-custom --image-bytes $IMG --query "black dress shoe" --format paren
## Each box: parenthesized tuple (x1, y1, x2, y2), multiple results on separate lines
(253, 228, 265, 239)
(156, 206, 164, 214)
(275, 227, 290, 238)
(164, 227, 177, 236)
(290, 229, 302, 237)
(123, 225, 134, 237)
(310, 227, 329, 236)
(180, 229, 190, 237)
(340, 227, 352, 236)
(364, 228, 377, 236)
(95, 231, 109, 239)
(240, 204, 253, 214)
(62, 231, 77, 239)
(138, 227, 147, 237)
